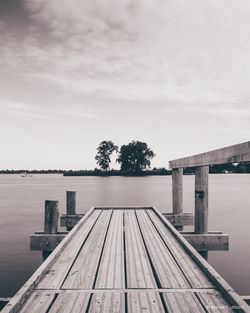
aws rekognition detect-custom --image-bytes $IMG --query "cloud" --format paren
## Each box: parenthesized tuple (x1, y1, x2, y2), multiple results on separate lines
(1, 0, 250, 110)
(0, 101, 50, 119)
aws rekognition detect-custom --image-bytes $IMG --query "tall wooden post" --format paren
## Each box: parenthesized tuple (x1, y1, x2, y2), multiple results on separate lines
(43, 200, 59, 260)
(66, 191, 76, 231)
(172, 168, 183, 230)
(195, 166, 209, 259)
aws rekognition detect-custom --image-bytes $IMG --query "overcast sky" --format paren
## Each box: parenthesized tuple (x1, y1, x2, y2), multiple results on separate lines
(0, 0, 250, 170)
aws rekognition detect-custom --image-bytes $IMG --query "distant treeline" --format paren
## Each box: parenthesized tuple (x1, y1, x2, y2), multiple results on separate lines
(0, 169, 65, 174)
(63, 168, 171, 176)
(1, 163, 250, 175)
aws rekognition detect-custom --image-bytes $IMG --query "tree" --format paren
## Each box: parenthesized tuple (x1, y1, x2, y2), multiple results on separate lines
(95, 141, 118, 171)
(117, 141, 155, 172)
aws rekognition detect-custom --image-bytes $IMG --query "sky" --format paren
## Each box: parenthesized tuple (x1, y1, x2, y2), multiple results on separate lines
(0, 0, 250, 170)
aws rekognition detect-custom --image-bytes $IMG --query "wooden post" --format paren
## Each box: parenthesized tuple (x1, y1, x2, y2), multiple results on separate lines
(66, 191, 76, 231)
(195, 166, 209, 259)
(172, 168, 183, 230)
(44, 200, 59, 234)
(43, 200, 59, 260)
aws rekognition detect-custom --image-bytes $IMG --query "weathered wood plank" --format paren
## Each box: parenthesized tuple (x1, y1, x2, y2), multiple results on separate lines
(60, 214, 84, 227)
(169, 141, 250, 168)
(162, 213, 194, 226)
(162, 291, 205, 313)
(183, 234, 229, 251)
(61, 212, 194, 228)
(136, 210, 189, 288)
(37, 210, 101, 289)
(197, 290, 234, 313)
(2, 208, 96, 313)
(89, 292, 125, 313)
(30, 234, 66, 251)
(49, 291, 90, 313)
(127, 291, 164, 313)
(95, 210, 125, 289)
(124, 210, 156, 289)
(62, 210, 112, 289)
(147, 210, 213, 288)
(18, 291, 55, 313)
(151, 207, 250, 312)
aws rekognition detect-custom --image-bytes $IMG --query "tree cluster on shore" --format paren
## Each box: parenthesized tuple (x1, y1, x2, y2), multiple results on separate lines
(95, 140, 155, 173)
(2, 140, 250, 176)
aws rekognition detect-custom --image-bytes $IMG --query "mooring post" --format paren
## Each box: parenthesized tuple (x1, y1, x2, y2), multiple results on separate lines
(66, 191, 76, 231)
(172, 168, 183, 230)
(195, 166, 209, 258)
(43, 200, 59, 260)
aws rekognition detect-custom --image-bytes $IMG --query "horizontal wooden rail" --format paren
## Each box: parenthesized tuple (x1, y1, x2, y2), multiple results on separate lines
(60, 212, 194, 228)
(30, 229, 228, 252)
(169, 141, 250, 168)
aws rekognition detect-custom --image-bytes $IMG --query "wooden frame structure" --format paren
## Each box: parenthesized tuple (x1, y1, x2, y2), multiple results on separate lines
(3, 206, 250, 312)
(169, 141, 250, 257)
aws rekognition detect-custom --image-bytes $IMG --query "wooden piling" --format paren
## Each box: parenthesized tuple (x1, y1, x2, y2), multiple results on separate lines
(195, 166, 209, 234)
(66, 191, 76, 231)
(172, 168, 183, 214)
(43, 200, 59, 260)
(195, 166, 209, 259)
(172, 168, 183, 230)
(44, 200, 59, 234)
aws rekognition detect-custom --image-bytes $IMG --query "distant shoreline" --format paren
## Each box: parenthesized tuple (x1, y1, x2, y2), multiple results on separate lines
(1, 164, 250, 176)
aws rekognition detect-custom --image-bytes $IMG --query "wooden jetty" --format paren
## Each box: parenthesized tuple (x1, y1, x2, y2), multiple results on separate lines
(2, 141, 250, 313)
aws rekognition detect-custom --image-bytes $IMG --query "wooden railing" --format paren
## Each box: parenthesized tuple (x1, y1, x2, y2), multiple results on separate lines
(169, 141, 250, 257)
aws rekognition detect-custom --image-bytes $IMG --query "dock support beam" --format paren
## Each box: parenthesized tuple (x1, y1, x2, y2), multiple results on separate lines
(66, 191, 76, 231)
(195, 166, 209, 258)
(172, 168, 183, 230)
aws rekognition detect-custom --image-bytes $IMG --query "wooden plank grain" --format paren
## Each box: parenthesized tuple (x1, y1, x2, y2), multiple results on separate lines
(147, 210, 213, 288)
(124, 210, 156, 289)
(2, 207, 96, 313)
(19, 291, 56, 313)
(169, 141, 250, 168)
(150, 207, 250, 313)
(127, 291, 164, 313)
(162, 291, 205, 313)
(89, 292, 124, 313)
(95, 210, 125, 289)
(37, 210, 102, 289)
(196, 290, 234, 313)
(136, 210, 189, 288)
(62, 210, 112, 289)
(49, 291, 90, 313)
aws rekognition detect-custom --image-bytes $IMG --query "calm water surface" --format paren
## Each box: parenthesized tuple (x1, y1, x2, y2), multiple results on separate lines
(0, 174, 249, 297)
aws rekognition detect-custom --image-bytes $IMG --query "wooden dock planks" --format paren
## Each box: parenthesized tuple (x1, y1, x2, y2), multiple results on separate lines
(136, 210, 189, 288)
(146, 209, 213, 289)
(37, 209, 102, 289)
(124, 210, 156, 289)
(95, 210, 125, 289)
(62, 210, 112, 289)
(3, 207, 250, 313)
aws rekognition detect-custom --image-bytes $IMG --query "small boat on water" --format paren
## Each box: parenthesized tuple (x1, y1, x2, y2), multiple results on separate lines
(21, 172, 33, 177)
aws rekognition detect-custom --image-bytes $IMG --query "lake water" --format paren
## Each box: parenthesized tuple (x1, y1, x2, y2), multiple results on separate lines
(0, 174, 250, 297)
